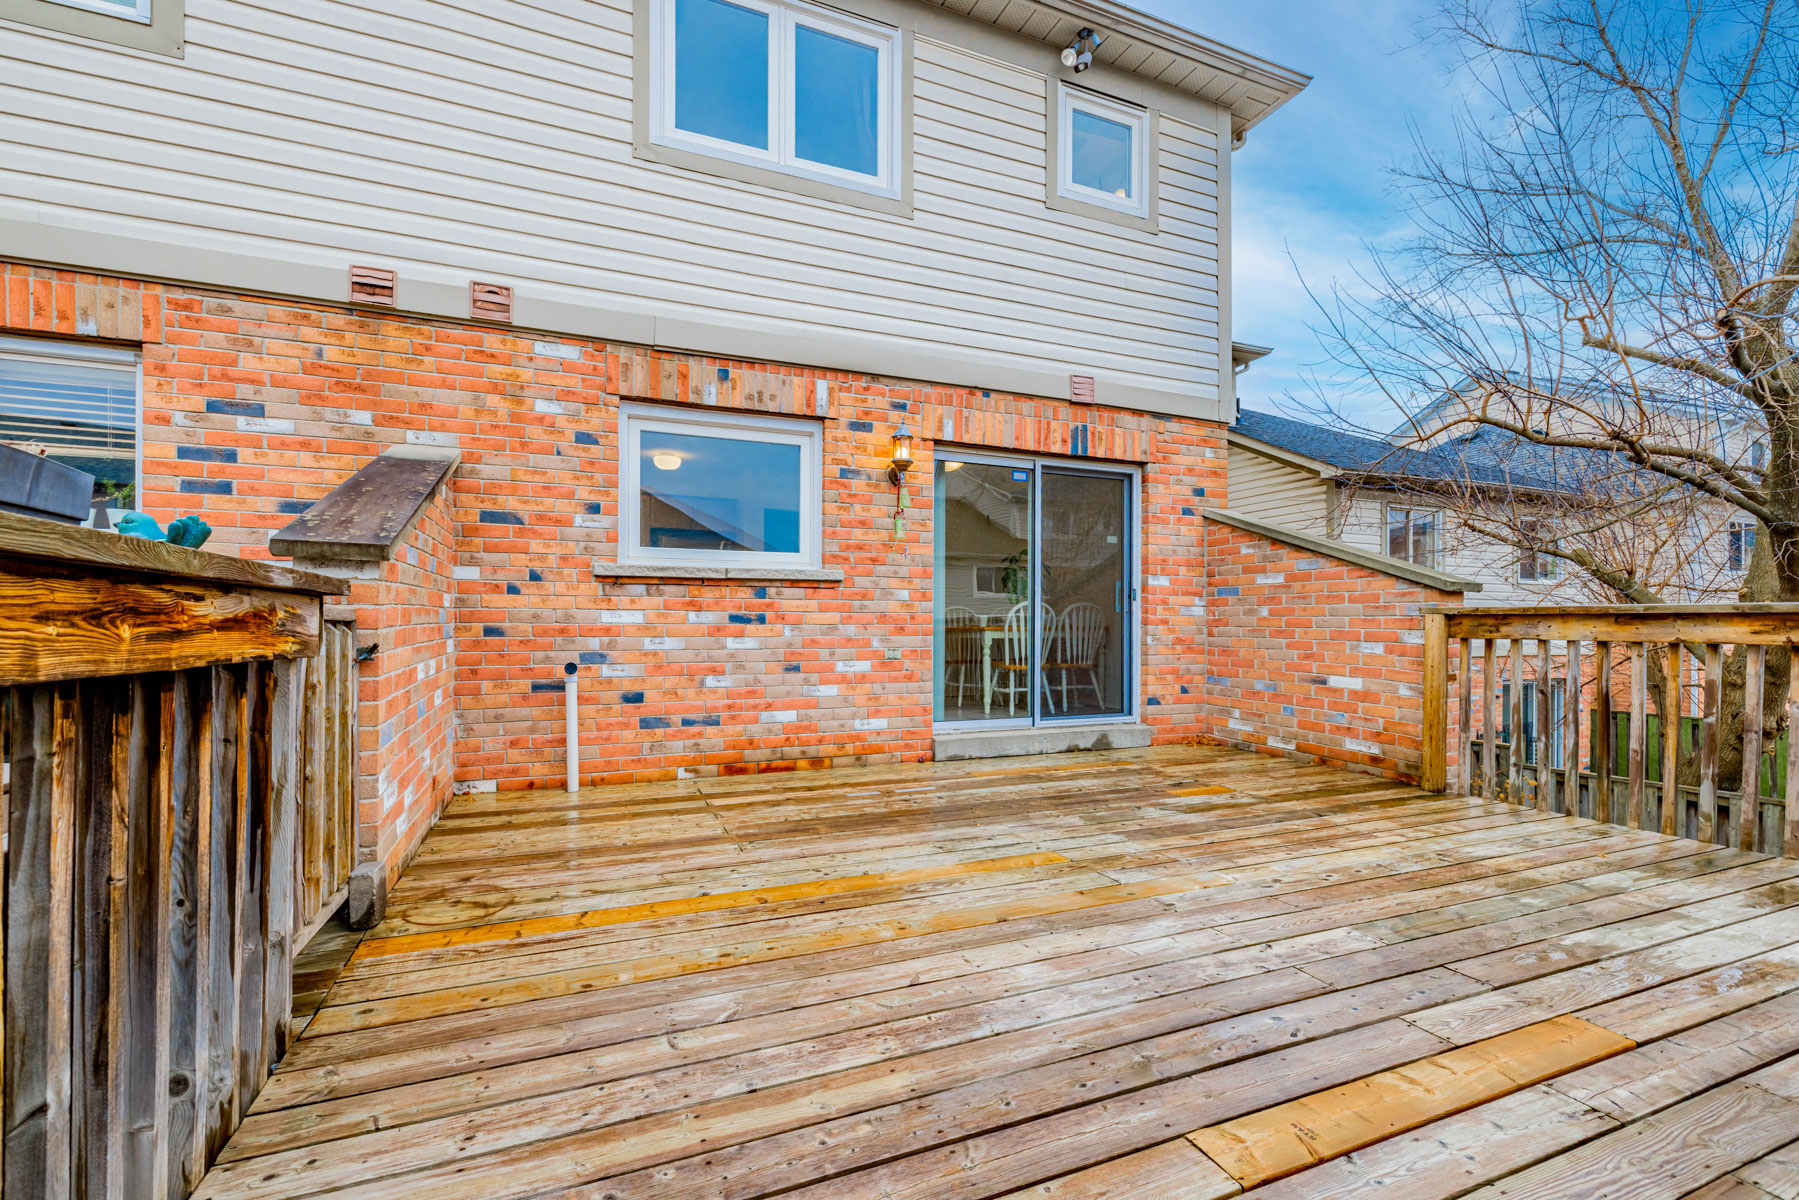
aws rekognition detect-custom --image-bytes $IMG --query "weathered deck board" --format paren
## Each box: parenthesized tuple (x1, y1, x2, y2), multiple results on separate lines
(192, 746, 1799, 1199)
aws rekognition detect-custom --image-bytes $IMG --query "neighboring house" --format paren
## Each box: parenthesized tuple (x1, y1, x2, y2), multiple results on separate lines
(1230, 406, 1758, 605)
(1395, 380, 1767, 602)
(1228, 409, 1591, 605)
(0, 0, 1307, 883)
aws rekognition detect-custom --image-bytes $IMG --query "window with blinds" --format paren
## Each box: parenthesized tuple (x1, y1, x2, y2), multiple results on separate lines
(0, 336, 139, 505)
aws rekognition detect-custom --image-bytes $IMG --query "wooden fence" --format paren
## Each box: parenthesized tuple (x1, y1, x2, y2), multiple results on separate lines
(0, 513, 351, 1199)
(1420, 604, 1799, 859)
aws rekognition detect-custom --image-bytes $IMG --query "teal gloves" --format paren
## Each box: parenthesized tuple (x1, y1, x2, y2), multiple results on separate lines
(115, 513, 213, 548)
(165, 515, 213, 548)
(115, 512, 165, 541)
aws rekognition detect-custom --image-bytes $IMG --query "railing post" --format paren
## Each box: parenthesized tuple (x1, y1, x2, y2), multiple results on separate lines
(1627, 642, 1646, 831)
(1457, 637, 1473, 796)
(1534, 639, 1551, 811)
(1562, 640, 1582, 818)
(1421, 613, 1448, 794)
(1700, 644, 1720, 844)
(1595, 642, 1614, 824)
(1742, 644, 1766, 852)
(1508, 638, 1525, 803)
(1787, 643, 1799, 858)
(1662, 642, 1682, 837)
(1482, 639, 1498, 802)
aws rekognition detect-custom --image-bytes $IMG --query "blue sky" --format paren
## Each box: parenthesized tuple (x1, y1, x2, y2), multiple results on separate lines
(1140, 1, 1457, 426)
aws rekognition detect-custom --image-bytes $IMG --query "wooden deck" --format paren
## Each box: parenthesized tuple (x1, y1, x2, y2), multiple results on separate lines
(196, 745, 1799, 1200)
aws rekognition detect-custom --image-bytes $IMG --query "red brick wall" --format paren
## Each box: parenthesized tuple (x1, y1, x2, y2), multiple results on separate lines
(314, 488, 458, 886)
(1201, 516, 1464, 782)
(1, 263, 1229, 808)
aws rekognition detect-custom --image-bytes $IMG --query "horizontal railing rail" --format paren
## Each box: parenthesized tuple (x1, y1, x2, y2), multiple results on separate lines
(1420, 604, 1799, 859)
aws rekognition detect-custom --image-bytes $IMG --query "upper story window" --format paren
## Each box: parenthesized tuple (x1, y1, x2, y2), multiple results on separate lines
(0, 336, 139, 523)
(619, 404, 822, 570)
(1049, 84, 1154, 228)
(53, 0, 149, 19)
(1386, 505, 1438, 569)
(1, 0, 183, 54)
(647, 0, 900, 200)
(1518, 518, 1559, 582)
(1729, 519, 1757, 572)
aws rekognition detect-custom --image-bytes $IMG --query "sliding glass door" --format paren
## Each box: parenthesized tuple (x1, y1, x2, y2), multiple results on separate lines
(1040, 469, 1130, 719)
(932, 453, 1135, 726)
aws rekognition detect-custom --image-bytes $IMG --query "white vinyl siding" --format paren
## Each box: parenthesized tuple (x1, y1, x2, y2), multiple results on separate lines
(1225, 445, 1329, 531)
(0, 0, 1224, 411)
(1333, 493, 1576, 607)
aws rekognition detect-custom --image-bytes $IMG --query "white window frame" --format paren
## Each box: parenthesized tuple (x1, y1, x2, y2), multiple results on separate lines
(1054, 84, 1150, 221)
(619, 404, 822, 570)
(1518, 519, 1560, 583)
(50, 0, 149, 20)
(1384, 503, 1439, 570)
(647, 0, 900, 199)
(1728, 519, 1757, 573)
(0, 335, 141, 523)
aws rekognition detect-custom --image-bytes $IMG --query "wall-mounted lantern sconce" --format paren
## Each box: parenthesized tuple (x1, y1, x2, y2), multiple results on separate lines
(888, 424, 915, 485)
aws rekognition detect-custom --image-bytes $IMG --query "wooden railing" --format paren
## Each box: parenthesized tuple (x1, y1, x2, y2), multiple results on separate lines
(0, 513, 350, 1199)
(1420, 605, 1799, 858)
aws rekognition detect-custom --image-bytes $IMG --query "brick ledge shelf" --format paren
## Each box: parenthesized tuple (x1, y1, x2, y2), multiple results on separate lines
(590, 560, 846, 585)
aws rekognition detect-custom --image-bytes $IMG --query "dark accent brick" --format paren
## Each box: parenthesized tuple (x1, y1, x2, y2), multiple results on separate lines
(478, 509, 525, 526)
(482, 625, 505, 638)
(529, 569, 542, 582)
(180, 479, 232, 495)
(579, 651, 608, 665)
(681, 714, 722, 727)
(752, 587, 767, 600)
(574, 431, 600, 446)
(276, 499, 310, 514)
(1146, 696, 1161, 706)
(585, 502, 605, 514)
(204, 398, 264, 418)
(783, 663, 802, 672)
(621, 691, 644, 704)
(506, 584, 521, 595)
(530, 681, 564, 693)
(727, 613, 767, 625)
(1181, 507, 1196, 517)
(177, 445, 238, 463)
(848, 420, 874, 433)
(637, 716, 670, 730)
(717, 367, 730, 380)
(1214, 586, 1240, 597)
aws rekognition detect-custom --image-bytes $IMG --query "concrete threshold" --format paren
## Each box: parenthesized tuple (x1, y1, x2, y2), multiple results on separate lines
(932, 722, 1154, 761)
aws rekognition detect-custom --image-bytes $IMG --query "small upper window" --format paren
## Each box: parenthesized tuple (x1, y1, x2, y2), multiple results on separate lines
(1, 0, 181, 54)
(1386, 505, 1438, 569)
(0, 336, 139, 524)
(52, 0, 150, 20)
(1728, 520, 1757, 572)
(1518, 518, 1559, 582)
(1054, 85, 1150, 222)
(651, 0, 898, 196)
(619, 405, 821, 569)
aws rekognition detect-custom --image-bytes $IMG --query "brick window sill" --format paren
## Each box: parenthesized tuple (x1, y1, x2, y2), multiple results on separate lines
(590, 560, 845, 586)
